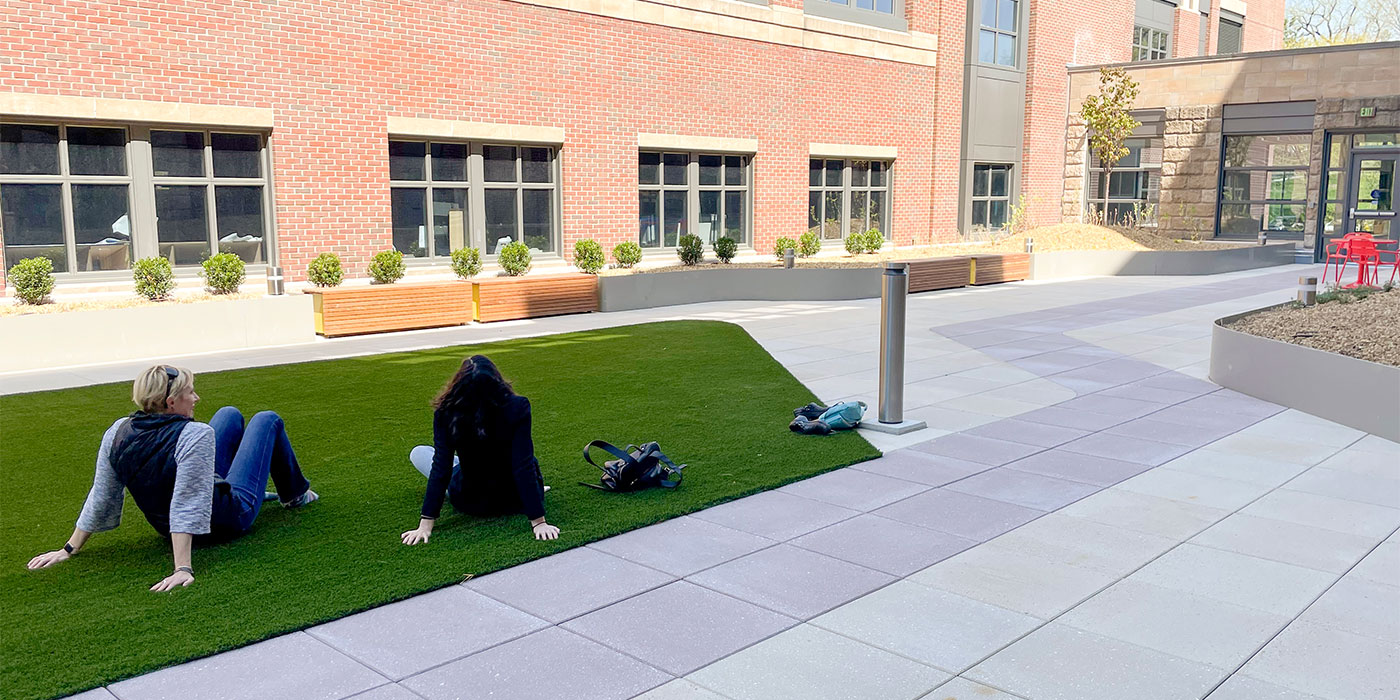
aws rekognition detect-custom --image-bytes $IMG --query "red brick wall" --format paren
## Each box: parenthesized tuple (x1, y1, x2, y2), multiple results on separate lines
(1173, 7, 1202, 58)
(927, 0, 966, 243)
(1243, 0, 1285, 52)
(0, 0, 939, 282)
(1020, 0, 1133, 228)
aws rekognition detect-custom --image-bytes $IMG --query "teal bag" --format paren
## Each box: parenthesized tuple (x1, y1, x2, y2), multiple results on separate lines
(818, 401, 867, 430)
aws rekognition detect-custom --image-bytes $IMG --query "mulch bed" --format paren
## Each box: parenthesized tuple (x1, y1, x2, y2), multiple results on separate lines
(1225, 288, 1400, 367)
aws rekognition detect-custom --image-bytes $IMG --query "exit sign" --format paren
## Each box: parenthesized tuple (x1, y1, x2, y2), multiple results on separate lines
(1360, 106, 1376, 117)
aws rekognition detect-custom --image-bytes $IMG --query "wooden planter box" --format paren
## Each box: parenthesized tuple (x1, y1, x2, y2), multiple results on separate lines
(902, 256, 971, 293)
(969, 253, 1031, 285)
(306, 281, 472, 337)
(473, 273, 599, 323)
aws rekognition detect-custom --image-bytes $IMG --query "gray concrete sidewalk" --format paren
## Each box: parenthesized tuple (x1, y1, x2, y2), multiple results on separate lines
(51, 265, 1399, 700)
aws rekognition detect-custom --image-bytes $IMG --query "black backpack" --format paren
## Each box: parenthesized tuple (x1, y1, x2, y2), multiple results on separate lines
(581, 440, 685, 492)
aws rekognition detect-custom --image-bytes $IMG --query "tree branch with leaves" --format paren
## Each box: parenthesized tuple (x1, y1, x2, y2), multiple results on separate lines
(1079, 67, 1141, 224)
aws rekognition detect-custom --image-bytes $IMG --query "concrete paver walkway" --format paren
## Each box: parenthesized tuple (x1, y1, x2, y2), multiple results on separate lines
(27, 265, 1398, 700)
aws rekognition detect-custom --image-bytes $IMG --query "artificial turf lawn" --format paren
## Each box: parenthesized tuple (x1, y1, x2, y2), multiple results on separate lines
(0, 320, 879, 699)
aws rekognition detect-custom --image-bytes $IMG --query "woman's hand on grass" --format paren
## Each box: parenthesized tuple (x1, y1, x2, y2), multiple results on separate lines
(27, 549, 72, 570)
(402, 518, 435, 546)
(532, 521, 560, 541)
(150, 569, 193, 592)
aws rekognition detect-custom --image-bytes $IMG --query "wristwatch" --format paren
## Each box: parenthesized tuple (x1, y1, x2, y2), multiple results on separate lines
(176, 566, 194, 576)
(62, 543, 74, 555)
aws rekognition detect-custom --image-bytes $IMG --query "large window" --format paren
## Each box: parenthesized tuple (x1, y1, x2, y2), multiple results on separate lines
(1, 123, 269, 274)
(978, 0, 1018, 67)
(808, 159, 891, 241)
(389, 141, 558, 258)
(970, 164, 1012, 231)
(1218, 134, 1309, 237)
(803, 0, 906, 32)
(638, 152, 750, 249)
(1088, 138, 1162, 225)
(1132, 26, 1169, 61)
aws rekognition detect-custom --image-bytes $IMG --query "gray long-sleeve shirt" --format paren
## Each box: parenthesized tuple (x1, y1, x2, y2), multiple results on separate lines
(75, 418, 217, 536)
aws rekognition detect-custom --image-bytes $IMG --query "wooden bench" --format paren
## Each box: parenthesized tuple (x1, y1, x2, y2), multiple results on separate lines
(901, 256, 971, 293)
(306, 281, 472, 337)
(473, 273, 599, 323)
(969, 253, 1031, 285)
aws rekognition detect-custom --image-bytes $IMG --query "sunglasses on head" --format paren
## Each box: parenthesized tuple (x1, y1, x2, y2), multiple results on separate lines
(163, 366, 179, 398)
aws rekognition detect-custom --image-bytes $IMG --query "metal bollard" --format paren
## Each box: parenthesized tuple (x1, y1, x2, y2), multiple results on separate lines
(878, 262, 908, 424)
(266, 266, 285, 296)
(1024, 237, 1035, 254)
(1258, 231, 1268, 246)
(1298, 276, 1317, 306)
(783, 248, 795, 269)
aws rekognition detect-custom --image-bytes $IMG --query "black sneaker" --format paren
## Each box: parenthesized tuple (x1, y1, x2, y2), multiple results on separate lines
(793, 402, 829, 420)
(789, 416, 834, 435)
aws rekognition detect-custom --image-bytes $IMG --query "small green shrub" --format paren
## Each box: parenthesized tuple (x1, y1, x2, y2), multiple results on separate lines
(613, 241, 643, 268)
(10, 257, 55, 305)
(677, 234, 704, 266)
(132, 257, 175, 301)
(798, 231, 821, 257)
(201, 252, 246, 294)
(863, 229, 885, 252)
(307, 253, 344, 287)
(368, 249, 406, 284)
(498, 241, 532, 276)
(714, 236, 738, 263)
(450, 247, 482, 279)
(844, 234, 866, 255)
(573, 239, 605, 274)
(773, 236, 798, 258)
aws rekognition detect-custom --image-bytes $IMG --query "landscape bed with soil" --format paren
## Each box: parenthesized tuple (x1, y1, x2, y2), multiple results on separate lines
(1223, 287, 1400, 367)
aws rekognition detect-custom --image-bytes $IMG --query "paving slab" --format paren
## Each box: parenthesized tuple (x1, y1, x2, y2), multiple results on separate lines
(811, 580, 1043, 674)
(909, 434, 1045, 467)
(1057, 487, 1229, 540)
(986, 512, 1178, 576)
(1001, 449, 1150, 487)
(1114, 467, 1269, 510)
(1191, 513, 1379, 574)
(1348, 541, 1400, 587)
(1295, 576, 1400, 643)
(465, 547, 674, 623)
(686, 623, 948, 700)
(923, 677, 1026, 699)
(850, 449, 992, 486)
(632, 679, 731, 700)
(790, 513, 977, 576)
(1236, 411, 1367, 448)
(1058, 432, 1195, 467)
(59, 690, 118, 700)
(1013, 405, 1130, 431)
(909, 543, 1119, 619)
(944, 468, 1100, 511)
(563, 581, 795, 676)
(1241, 490, 1400, 539)
(1054, 393, 1166, 419)
(108, 632, 387, 700)
(1205, 433, 1342, 466)
(1315, 448, 1400, 479)
(1175, 392, 1285, 418)
(875, 489, 1044, 541)
(345, 685, 421, 700)
(1239, 621, 1400, 700)
(1130, 544, 1336, 618)
(966, 623, 1224, 700)
(1160, 449, 1311, 488)
(587, 516, 774, 577)
(1147, 403, 1268, 432)
(778, 467, 930, 512)
(1206, 674, 1329, 700)
(689, 490, 858, 541)
(687, 543, 894, 619)
(307, 586, 547, 680)
(402, 627, 670, 700)
(1104, 417, 1241, 447)
(1351, 434, 1400, 456)
(963, 418, 1091, 447)
(1283, 467, 1400, 509)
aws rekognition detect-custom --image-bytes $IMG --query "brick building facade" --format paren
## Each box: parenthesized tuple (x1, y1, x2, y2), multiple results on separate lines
(1, 0, 1284, 289)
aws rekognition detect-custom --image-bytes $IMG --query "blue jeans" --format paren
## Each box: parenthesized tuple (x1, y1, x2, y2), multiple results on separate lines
(208, 406, 311, 533)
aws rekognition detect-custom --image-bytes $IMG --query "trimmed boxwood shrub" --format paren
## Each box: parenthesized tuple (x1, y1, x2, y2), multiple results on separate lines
(573, 239, 605, 274)
(863, 229, 885, 252)
(844, 234, 866, 255)
(773, 236, 798, 258)
(498, 241, 532, 276)
(798, 231, 821, 257)
(133, 257, 175, 301)
(677, 234, 704, 266)
(202, 252, 246, 294)
(368, 249, 406, 284)
(450, 247, 483, 279)
(10, 257, 55, 305)
(714, 236, 738, 263)
(613, 241, 642, 268)
(307, 253, 344, 287)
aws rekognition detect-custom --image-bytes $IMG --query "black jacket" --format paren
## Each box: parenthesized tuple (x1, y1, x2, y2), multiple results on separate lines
(421, 395, 545, 521)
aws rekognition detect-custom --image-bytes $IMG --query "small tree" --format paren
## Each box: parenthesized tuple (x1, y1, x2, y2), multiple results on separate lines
(572, 239, 605, 274)
(307, 253, 344, 287)
(10, 257, 55, 305)
(1079, 67, 1141, 213)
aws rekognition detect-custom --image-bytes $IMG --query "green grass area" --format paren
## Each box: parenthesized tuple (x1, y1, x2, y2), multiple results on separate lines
(0, 320, 878, 699)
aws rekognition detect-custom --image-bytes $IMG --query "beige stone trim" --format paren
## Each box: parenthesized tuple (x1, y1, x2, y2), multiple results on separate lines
(503, 0, 937, 67)
(1219, 0, 1247, 17)
(387, 116, 566, 144)
(637, 133, 758, 153)
(809, 143, 898, 159)
(0, 92, 273, 128)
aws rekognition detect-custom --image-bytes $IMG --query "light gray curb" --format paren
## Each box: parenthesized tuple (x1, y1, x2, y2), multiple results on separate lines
(598, 267, 880, 312)
(1210, 305, 1400, 442)
(1030, 243, 1294, 279)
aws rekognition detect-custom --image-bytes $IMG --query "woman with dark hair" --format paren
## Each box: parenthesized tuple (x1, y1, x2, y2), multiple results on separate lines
(401, 355, 559, 544)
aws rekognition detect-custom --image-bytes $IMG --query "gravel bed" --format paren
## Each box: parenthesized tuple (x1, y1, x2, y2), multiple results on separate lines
(1225, 288, 1400, 367)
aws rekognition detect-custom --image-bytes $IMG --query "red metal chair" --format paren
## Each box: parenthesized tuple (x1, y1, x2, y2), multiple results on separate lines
(1374, 238, 1400, 286)
(1322, 233, 1384, 289)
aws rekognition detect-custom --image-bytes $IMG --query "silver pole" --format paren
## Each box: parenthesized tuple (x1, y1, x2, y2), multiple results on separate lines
(783, 248, 795, 269)
(879, 262, 908, 424)
(266, 266, 285, 296)
(1298, 276, 1317, 306)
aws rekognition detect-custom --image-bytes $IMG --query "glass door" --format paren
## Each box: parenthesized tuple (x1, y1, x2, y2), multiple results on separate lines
(1344, 151, 1397, 242)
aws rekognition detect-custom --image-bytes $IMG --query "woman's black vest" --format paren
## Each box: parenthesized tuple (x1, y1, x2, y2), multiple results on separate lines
(110, 412, 191, 537)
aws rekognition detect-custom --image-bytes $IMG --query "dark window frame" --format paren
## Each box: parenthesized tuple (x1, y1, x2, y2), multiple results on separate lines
(1216, 133, 1310, 237)
(1087, 137, 1162, 226)
(638, 151, 753, 250)
(977, 0, 1020, 67)
(808, 157, 893, 242)
(1132, 25, 1169, 61)
(970, 163, 1013, 231)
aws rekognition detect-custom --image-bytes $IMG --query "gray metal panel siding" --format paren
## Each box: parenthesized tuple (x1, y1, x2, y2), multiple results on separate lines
(1135, 0, 1176, 32)
(1222, 101, 1317, 134)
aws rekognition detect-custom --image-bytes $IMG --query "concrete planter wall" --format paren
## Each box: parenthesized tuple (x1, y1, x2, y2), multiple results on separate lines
(1, 296, 315, 374)
(1211, 307, 1400, 442)
(1030, 242, 1294, 279)
(598, 267, 880, 312)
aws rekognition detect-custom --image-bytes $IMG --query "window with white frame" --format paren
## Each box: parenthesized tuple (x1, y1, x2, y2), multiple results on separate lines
(1087, 137, 1162, 225)
(970, 164, 1012, 230)
(388, 141, 559, 258)
(1, 122, 270, 274)
(1132, 26, 1169, 61)
(808, 158, 891, 241)
(638, 152, 751, 249)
